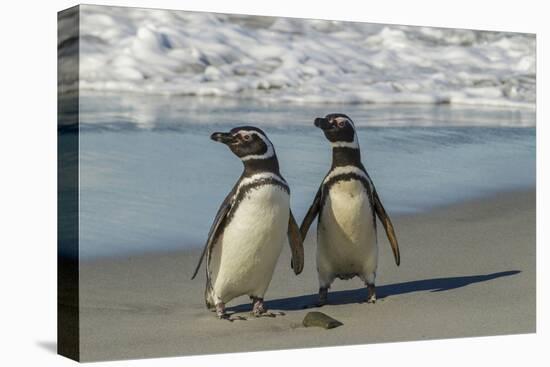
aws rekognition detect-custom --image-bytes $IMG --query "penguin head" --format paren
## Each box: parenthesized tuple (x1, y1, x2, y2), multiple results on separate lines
(210, 126, 275, 161)
(314, 113, 359, 149)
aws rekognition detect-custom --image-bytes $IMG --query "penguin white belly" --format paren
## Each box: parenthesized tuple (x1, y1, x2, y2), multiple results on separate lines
(212, 184, 289, 303)
(317, 179, 378, 284)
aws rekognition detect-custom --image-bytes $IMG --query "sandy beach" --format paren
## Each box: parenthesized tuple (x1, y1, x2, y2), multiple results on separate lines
(78, 189, 535, 362)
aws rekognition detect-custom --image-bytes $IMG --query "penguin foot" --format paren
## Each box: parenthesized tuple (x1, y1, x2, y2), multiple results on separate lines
(218, 313, 231, 321)
(219, 314, 248, 322)
(251, 297, 283, 317)
(215, 302, 229, 319)
(216, 304, 247, 321)
(366, 284, 377, 304)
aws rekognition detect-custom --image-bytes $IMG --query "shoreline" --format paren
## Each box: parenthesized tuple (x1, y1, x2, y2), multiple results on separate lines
(79, 187, 536, 263)
(78, 188, 536, 361)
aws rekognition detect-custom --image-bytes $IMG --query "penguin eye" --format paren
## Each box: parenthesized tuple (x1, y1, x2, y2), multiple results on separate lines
(242, 134, 251, 141)
(337, 120, 346, 128)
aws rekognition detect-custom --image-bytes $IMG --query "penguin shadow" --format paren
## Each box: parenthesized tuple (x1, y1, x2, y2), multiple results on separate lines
(227, 270, 521, 313)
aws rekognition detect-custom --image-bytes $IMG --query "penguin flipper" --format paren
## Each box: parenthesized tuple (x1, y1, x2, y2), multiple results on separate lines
(373, 189, 400, 266)
(288, 210, 304, 275)
(299, 187, 322, 240)
(191, 191, 234, 280)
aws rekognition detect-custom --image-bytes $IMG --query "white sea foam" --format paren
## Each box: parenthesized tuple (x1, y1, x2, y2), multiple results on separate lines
(73, 5, 536, 108)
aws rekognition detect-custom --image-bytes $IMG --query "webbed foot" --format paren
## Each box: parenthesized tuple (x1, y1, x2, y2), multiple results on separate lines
(251, 297, 284, 317)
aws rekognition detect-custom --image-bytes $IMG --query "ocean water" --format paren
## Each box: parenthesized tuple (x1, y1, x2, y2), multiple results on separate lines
(75, 93, 535, 259)
(61, 6, 536, 259)
(59, 5, 535, 108)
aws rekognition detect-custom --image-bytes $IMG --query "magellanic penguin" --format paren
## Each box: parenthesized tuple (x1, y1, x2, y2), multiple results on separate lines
(191, 126, 304, 320)
(300, 114, 400, 305)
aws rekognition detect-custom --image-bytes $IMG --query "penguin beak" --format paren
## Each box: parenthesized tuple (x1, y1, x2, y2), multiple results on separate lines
(210, 132, 234, 145)
(314, 117, 331, 130)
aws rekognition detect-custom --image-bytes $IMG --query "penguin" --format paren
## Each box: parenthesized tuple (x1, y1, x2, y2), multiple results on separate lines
(300, 113, 400, 306)
(191, 126, 304, 320)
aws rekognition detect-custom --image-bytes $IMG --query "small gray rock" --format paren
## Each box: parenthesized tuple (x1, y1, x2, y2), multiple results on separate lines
(302, 312, 343, 329)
